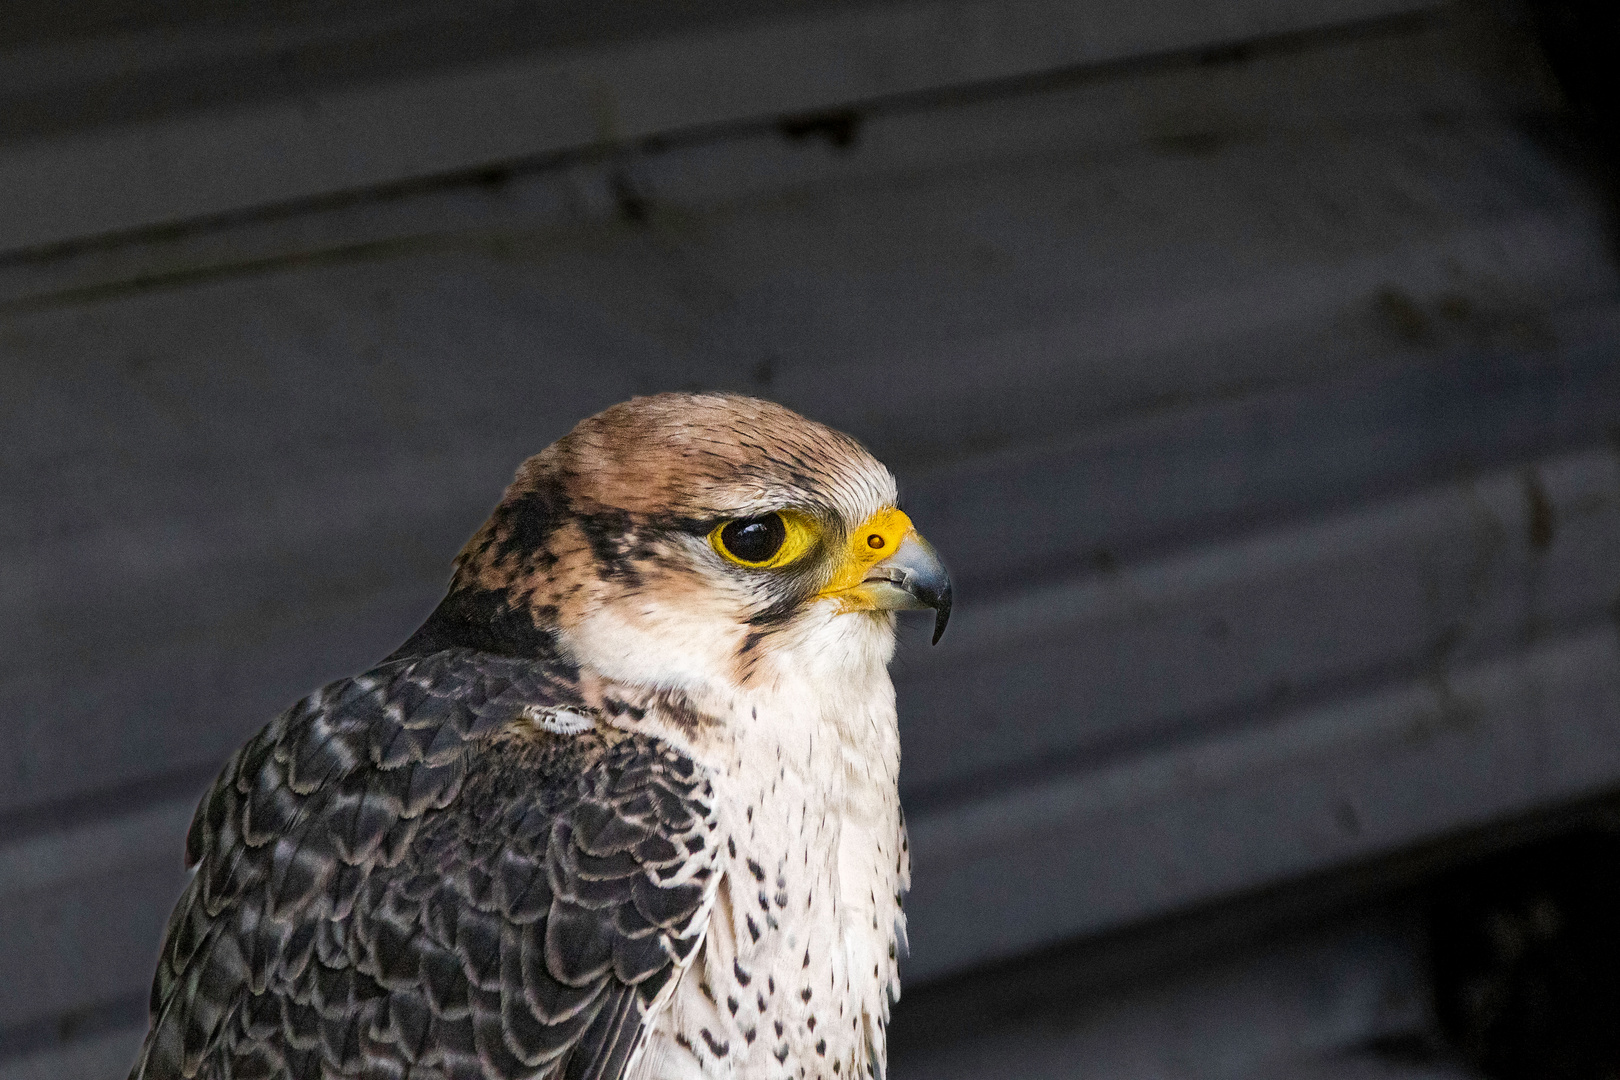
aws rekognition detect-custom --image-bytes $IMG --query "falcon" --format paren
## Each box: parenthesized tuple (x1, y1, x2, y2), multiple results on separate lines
(130, 393, 951, 1080)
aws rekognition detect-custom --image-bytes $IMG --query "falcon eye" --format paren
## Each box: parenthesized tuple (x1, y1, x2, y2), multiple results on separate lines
(717, 514, 788, 565)
(709, 510, 818, 568)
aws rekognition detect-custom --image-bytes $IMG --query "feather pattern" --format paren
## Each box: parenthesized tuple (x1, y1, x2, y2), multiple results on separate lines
(130, 648, 720, 1080)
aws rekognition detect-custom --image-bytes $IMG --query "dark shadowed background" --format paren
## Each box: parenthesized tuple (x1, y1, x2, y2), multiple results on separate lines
(3, 1, 1620, 1077)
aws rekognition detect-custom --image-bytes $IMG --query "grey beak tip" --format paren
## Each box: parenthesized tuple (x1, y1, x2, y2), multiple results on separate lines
(930, 586, 953, 645)
(876, 531, 952, 643)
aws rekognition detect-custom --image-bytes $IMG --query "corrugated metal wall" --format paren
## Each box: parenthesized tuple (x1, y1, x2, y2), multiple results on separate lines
(2, 1, 1617, 1075)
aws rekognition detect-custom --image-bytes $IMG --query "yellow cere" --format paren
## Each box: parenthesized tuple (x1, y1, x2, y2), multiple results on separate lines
(816, 506, 916, 602)
(710, 506, 916, 606)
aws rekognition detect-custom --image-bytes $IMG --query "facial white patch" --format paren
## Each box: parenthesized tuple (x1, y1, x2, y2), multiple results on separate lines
(563, 587, 747, 697)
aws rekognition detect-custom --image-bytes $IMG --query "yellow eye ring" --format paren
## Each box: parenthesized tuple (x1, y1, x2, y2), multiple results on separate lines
(710, 510, 818, 568)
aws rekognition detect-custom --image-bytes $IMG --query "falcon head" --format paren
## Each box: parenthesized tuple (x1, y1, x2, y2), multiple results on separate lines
(397, 393, 950, 694)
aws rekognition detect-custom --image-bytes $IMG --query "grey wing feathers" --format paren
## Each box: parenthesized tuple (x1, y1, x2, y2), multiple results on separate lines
(131, 648, 719, 1080)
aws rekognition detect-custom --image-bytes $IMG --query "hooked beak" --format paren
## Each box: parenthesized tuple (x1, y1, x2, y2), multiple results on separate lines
(862, 532, 953, 644)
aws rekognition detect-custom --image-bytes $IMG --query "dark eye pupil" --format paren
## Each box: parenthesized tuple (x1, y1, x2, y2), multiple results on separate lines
(721, 514, 787, 563)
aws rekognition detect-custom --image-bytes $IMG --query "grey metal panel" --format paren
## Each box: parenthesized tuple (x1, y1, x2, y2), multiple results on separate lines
(897, 319, 1620, 597)
(908, 623, 1620, 977)
(0, 1027, 151, 1080)
(893, 915, 1428, 1080)
(0, 801, 192, 1035)
(0, 0, 1442, 254)
(898, 446, 1620, 799)
(0, 860, 185, 1038)
(2, 15, 1584, 311)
